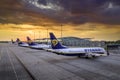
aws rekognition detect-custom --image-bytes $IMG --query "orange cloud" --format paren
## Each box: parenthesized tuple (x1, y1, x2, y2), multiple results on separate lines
(0, 23, 120, 41)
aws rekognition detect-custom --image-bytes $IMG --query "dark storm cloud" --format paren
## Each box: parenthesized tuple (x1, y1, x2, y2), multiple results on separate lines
(111, 0, 120, 5)
(60, 0, 107, 13)
(22, 0, 120, 25)
(0, 0, 120, 25)
(0, 0, 59, 26)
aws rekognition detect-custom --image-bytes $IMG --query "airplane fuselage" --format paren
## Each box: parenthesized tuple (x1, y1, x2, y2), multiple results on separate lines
(29, 44, 50, 49)
(48, 47, 107, 57)
(48, 32, 108, 58)
(18, 42, 29, 47)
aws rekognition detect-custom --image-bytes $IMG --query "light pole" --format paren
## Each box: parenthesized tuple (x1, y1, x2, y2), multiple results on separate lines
(61, 24, 63, 42)
(34, 32, 35, 41)
(39, 31, 41, 43)
(47, 29, 48, 44)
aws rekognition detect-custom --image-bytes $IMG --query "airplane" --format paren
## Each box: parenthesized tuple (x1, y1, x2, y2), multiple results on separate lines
(26, 36, 50, 50)
(48, 32, 108, 58)
(16, 38, 29, 47)
(11, 39, 15, 44)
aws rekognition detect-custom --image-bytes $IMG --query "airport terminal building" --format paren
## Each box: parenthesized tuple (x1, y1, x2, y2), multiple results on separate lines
(35, 37, 106, 47)
(61, 37, 105, 47)
(107, 44, 120, 54)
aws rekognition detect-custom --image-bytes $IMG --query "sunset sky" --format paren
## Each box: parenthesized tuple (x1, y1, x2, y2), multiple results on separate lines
(0, 0, 120, 41)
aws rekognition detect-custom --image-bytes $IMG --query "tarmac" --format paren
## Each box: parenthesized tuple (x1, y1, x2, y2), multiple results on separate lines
(0, 43, 120, 80)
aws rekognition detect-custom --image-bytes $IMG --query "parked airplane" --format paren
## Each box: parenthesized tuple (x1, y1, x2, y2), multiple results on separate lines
(16, 38, 29, 47)
(26, 36, 50, 49)
(49, 32, 108, 58)
(11, 39, 15, 44)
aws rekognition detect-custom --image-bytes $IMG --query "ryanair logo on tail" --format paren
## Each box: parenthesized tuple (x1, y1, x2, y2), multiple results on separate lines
(52, 39, 58, 46)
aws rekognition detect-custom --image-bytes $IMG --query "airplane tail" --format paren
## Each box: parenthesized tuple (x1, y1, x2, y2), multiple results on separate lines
(16, 38, 22, 44)
(49, 32, 66, 49)
(26, 36, 36, 45)
(16, 38, 20, 43)
(11, 39, 14, 44)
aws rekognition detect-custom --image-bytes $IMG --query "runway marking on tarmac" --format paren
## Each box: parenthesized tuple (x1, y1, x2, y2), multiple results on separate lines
(7, 48, 19, 80)
(0, 48, 2, 61)
(0, 52, 2, 61)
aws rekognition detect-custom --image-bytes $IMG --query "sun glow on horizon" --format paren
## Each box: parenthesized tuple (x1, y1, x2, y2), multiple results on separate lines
(0, 23, 120, 41)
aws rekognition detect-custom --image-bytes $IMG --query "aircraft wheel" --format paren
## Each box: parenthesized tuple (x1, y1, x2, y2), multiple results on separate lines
(92, 55, 96, 58)
(85, 56, 89, 59)
(78, 55, 81, 58)
(85, 53, 90, 59)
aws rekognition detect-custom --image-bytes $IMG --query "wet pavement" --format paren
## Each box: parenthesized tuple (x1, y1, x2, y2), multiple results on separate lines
(0, 43, 120, 80)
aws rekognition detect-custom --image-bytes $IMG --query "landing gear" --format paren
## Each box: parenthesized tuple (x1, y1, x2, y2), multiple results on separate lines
(92, 55, 96, 58)
(85, 56, 89, 59)
(78, 53, 97, 59)
(78, 55, 81, 58)
(85, 53, 96, 58)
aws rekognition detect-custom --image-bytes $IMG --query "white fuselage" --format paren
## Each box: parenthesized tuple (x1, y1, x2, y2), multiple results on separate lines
(19, 43, 29, 47)
(47, 47, 107, 57)
(29, 44, 51, 49)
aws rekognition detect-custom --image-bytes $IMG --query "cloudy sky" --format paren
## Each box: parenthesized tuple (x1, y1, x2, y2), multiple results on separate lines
(0, 0, 120, 41)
